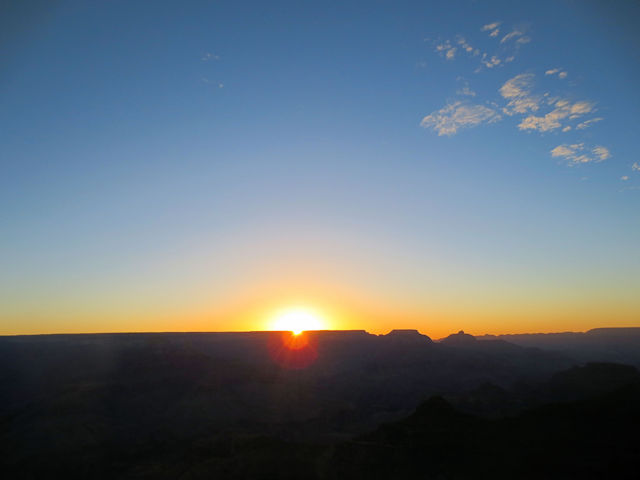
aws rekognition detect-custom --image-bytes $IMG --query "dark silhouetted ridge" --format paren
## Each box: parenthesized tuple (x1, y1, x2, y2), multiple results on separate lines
(439, 329, 477, 346)
(2, 331, 640, 479)
(547, 362, 640, 400)
(384, 329, 432, 343)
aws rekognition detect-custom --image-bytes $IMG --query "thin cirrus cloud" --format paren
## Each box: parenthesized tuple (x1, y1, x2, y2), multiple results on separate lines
(545, 68, 568, 79)
(481, 21, 501, 38)
(517, 98, 595, 132)
(576, 118, 603, 130)
(501, 29, 531, 45)
(481, 53, 502, 68)
(482, 22, 501, 31)
(435, 40, 457, 60)
(593, 146, 612, 161)
(550, 144, 611, 165)
(498, 73, 599, 133)
(500, 73, 540, 115)
(457, 85, 476, 97)
(632, 162, 640, 172)
(432, 21, 527, 71)
(201, 52, 220, 61)
(422, 73, 602, 138)
(420, 101, 501, 136)
(422, 21, 616, 173)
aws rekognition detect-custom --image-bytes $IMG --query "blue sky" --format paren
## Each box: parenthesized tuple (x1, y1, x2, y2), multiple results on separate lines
(1, 0, 639, 335)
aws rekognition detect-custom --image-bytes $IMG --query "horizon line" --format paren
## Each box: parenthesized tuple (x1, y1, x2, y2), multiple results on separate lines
(2, 326, 639, 339)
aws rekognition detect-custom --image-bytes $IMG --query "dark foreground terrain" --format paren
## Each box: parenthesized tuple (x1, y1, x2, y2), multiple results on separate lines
(1, 328, 639, 478)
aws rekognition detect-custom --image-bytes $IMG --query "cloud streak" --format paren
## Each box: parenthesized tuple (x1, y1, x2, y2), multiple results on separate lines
(545, 68, 568, 79)
(435, 40, 457, 60)
(201, 52, 220, 61)
(481, 21, 501, 38)
(433, 22, 530, 72)
(499, 74, 598, 132)
(576, 118, 603, 130)
(457, 86, 476, 97)
(424, 23, 615, 176)
(518, 99, 595, 132)
(482, 22, 501, 31)
(500, 73, 540, 115)
(420, 101, 501, 136)
(501, 29, 530, 45)
(550, 143, 611, 165)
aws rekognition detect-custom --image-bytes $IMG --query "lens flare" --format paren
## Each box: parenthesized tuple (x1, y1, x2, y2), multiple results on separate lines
(268, 331, 319, 369)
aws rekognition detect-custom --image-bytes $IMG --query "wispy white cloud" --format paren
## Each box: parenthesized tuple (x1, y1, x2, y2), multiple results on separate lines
(435, 40, 457, 61)
(568, 101, 594, 119)
(551, 144, 592, 165)
(457, 86, 476, 97)
(500, 74, 540, 115)
(576, 117, 603, 130)
(517, 112, 558, 132)
(545, 68, 568, 79)
(500, 74, 596, 132)
(633, 162, 640, 172)
(519, 99, 595, 132)
(550, 143, 611, 165)
(202, 52, 220, 61)
(551, 145, 576, 156)
(501, 29, 529, 44)
(456, 36, 478, 55)
(482, 22, 501, 31)
(456, 78, 477, 97)
(481, 53, 501, 68)
(420, 101, 501, 136)
(621, 176, 629, 181)
(592, 146, 611, 160)
(426, 25, 612, 173)
(481, 21, 501, 38)
(201, 77, 225, 89)
(434, 22, 530, 72)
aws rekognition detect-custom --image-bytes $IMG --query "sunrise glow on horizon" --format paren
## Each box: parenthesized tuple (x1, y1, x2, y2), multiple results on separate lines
(1, 1, 639, 338)
(267, 307, 330, 335)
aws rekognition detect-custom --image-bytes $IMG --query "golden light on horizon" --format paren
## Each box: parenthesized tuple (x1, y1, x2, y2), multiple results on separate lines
(267, 306, 328, 335)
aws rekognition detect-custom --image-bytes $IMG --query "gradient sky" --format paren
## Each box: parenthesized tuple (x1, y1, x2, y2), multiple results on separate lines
(2, 0, 639, 338)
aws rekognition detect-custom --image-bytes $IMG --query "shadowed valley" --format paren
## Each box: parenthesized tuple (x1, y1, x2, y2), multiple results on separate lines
(2, 328, 640, 478)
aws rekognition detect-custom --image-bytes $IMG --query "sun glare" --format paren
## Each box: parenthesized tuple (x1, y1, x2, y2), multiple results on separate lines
(269, 307, 327, 335)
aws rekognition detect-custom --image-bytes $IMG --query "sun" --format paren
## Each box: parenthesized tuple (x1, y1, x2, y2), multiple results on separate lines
(269, 307, 328, 335)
